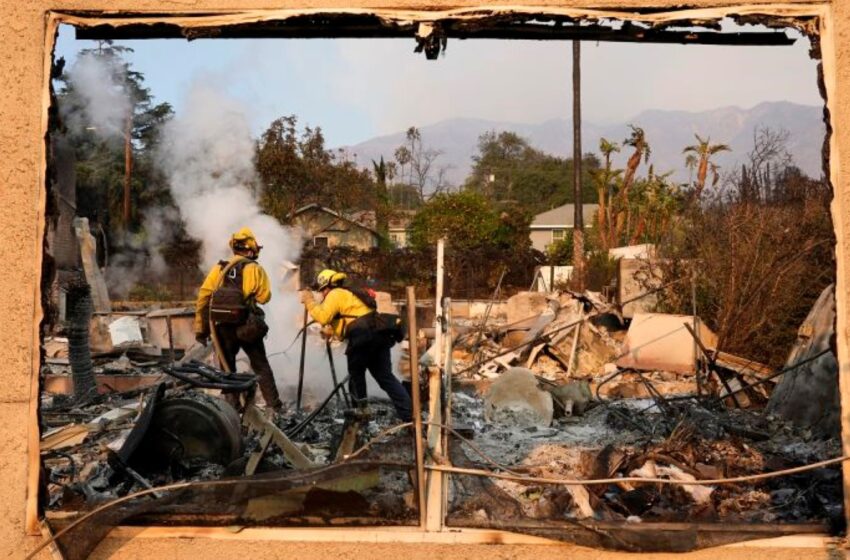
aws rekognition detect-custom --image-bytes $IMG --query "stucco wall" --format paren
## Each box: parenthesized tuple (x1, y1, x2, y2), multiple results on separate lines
(1, 1, 847, 558)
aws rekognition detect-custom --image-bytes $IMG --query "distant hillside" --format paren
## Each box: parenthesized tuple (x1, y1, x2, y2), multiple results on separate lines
(340, 101, 825, 187)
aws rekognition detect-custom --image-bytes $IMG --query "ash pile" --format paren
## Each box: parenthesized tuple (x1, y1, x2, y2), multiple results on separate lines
(444, 285, 843, 530)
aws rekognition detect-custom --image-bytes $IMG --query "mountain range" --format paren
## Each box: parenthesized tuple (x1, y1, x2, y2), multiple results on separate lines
(340, 101, 826, 187)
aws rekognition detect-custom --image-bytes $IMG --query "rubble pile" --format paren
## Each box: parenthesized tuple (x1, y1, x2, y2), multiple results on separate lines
(451, 290, 776, 407)
(444, 288, 842, 531)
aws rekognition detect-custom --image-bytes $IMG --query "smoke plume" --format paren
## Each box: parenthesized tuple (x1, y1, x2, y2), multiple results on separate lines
(157, 81, 350, 399)
(64, 52, 131, 140)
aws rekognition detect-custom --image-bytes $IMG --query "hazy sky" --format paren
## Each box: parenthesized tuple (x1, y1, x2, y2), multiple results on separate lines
(53, 22, 822, 147)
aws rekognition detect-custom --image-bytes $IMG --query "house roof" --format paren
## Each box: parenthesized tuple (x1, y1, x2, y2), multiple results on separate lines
(531, 203, 600, 228)
(291, 203, 379, 235)
(388, 210, 416, 230)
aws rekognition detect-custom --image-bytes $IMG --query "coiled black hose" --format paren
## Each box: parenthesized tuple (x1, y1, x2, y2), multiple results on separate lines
(163, 361, 256, 391)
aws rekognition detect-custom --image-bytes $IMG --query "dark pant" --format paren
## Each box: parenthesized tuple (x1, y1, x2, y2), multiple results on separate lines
(347, 339, 412, 422)
(216, 324, 282, 409)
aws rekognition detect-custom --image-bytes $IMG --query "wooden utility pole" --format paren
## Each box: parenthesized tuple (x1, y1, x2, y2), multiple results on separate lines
(123, 111, 132, 225)
(571, 40, 585, 290)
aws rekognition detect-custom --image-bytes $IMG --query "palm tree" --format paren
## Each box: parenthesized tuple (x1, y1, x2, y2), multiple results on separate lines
(590, 137, 621, 249)
(615, 125, 651, 244)
(372, 157, 391, 245)
(622, 125, 651, 197)
(683, 134, 730, 201)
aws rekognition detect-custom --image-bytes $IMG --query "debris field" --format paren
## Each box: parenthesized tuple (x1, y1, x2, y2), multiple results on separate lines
(39, 283, 844, 557)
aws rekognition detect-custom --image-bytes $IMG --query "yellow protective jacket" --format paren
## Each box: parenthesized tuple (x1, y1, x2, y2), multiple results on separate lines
(305, 288, 372, 340)
(194, 256, 272, 334)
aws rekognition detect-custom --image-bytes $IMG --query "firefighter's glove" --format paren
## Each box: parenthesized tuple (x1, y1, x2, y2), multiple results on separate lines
(320, 324, 334, 341)
(195, 333, 209, 345)
(299, 290, 313, 306)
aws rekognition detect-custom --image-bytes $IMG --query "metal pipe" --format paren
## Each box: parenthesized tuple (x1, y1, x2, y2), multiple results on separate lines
(406, 286, 427, 530)
(297, 307, 308, 411)
(326, 339, 350, 408)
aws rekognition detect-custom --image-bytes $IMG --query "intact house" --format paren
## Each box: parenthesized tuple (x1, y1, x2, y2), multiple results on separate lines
(529, 203, 599, 252)
(291, 203, 380, 250)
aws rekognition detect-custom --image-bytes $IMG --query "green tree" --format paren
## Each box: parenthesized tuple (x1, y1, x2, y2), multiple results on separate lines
(255, 115, 375, 222)
(464, 130, 599, 215)
(408, 191, 500, 250)
(372, 156, 391, 248)
(56, 42, 175, 241)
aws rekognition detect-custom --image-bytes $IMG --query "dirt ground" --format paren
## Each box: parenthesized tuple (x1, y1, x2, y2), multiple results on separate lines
(87, 538, 843, 560)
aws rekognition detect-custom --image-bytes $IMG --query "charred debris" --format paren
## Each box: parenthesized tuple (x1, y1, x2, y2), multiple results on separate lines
(39, 265, 843, 557)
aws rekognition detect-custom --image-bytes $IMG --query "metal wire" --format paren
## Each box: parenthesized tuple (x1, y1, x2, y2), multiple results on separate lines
(429, 454, 850, 487)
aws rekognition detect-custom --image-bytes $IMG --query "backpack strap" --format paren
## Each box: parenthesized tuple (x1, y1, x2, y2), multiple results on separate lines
(214, 257, 251, 290)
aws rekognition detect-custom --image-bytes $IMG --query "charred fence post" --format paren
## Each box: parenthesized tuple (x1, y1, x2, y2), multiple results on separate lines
(66, 280, 97, 405)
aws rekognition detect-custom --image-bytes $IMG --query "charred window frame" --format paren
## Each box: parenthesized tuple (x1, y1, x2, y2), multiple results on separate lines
(32, 2, 843, 549)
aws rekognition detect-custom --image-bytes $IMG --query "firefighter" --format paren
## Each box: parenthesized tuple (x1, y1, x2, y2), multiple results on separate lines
(299, 270, 412, 422)
(194, 227, 282, 411)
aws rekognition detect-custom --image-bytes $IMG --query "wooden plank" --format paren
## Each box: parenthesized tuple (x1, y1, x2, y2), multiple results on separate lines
(40, 423, 90, 451)
(107, 525, 835, 549)
(42, 373, 167, 395)
(242, 405, 314, 470)
(714, 351, 773, 380)
(333, 419, 362, 462)
(425, 366, 443, 532)
(244, 428, 274, 476)
(406, 286, 427, 530)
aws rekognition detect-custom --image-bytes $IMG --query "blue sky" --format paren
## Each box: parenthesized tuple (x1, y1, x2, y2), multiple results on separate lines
(53, 22, 822, 147)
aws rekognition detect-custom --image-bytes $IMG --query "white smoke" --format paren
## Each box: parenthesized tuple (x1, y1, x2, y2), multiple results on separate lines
(105, 206, 181, 298)
(65, 52, 131, 139)
(157, 81, 354, 400)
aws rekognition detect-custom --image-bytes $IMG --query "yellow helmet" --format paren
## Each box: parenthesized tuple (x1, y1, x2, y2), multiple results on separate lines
(314, 269, 346, 290)
(230, 227, 261, 254)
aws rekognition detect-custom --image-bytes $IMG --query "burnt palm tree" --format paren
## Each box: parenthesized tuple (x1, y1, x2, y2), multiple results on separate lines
(615, 125, 651, 243)
(684, 134, 730, 201)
